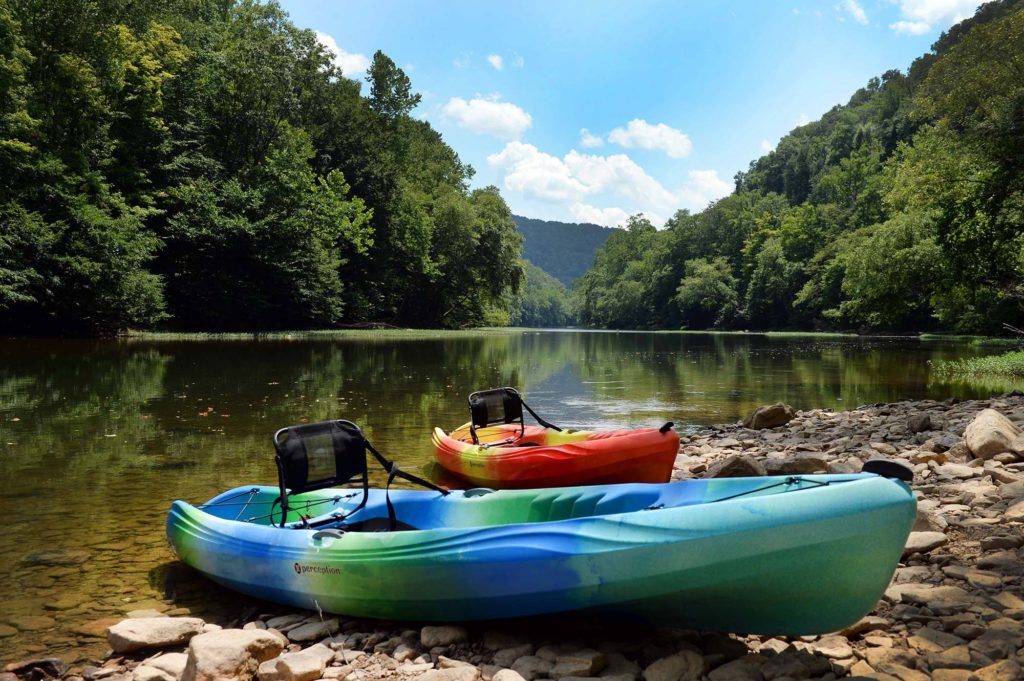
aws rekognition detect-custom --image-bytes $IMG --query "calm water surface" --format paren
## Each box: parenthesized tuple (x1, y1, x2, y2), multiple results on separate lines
(0, 330, 1014, 662)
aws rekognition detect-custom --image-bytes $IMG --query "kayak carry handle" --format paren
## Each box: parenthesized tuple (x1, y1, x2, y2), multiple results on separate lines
(659, 422, 675, 434)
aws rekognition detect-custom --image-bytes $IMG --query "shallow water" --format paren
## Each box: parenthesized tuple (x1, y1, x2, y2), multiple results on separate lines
(0, 330, 1012, 663)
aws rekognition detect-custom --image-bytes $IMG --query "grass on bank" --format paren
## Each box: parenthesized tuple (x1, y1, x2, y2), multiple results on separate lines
(122, 327, 531, 342)
(919, 333, 1023, 347)
(123, 328, 1024, 343)
(932, 349, 1024, 378)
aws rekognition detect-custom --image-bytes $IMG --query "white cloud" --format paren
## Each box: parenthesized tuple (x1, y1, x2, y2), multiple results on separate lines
(570, 203, 630, 228)
(677, 170, 732, 212)
(796, 112, 811, 126)
(579, 128, 604, 148)
(512, 53, 525, 68)
(487, 142, 731, 220)
(607, 119, 693, 159)
(890, 20, 931, 34)
(841, 0, 869, 25)
(889, 0, 982, 34)
(453, 53, 471, 69)
(487, 142, 587, 201)
(487, 54, 504, 70)
(564, 150, 679, 209)
(487, 143, 677, 210)
(315, 31, 370, 77)
(441, 96, 532, 140)
(760, 139, 776, 153)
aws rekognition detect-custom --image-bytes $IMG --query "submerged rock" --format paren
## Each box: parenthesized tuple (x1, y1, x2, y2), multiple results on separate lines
(3, 658, 69, 679)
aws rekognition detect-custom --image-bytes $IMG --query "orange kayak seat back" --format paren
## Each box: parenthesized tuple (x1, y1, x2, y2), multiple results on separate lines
(467, 387, 562, 447)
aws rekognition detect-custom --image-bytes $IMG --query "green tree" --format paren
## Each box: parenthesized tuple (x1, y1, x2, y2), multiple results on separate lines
(675, 257, 738, 328)
(838, 211, 943, 329)
(367, 50, 421, 120)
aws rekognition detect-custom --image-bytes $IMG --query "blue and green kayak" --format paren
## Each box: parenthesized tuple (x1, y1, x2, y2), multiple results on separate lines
(166, 473, 915, 635)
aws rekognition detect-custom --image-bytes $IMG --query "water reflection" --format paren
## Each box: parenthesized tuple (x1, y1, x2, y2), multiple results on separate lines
(0, 331, 1012, 662)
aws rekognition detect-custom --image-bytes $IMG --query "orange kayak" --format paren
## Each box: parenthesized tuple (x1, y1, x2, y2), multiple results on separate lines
(431, 422, 679, 489)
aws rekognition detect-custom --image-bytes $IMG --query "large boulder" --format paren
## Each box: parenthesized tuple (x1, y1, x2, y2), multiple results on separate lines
(706, 455, 766, 478)
(964, 409, 1021, 459)
(107, 617, 205, 653)
(182, 629, 284, 681)
(743, 404, 795, 430)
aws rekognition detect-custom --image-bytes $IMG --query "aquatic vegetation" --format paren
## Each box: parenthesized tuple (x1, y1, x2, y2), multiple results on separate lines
(931, 350, 1024, 379)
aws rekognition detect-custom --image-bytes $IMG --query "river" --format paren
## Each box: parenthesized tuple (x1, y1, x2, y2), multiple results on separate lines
(0, 330, 1013, 663)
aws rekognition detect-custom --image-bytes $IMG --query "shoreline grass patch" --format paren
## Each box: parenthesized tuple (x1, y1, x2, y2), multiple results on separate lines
(931, 349, 1024, 378)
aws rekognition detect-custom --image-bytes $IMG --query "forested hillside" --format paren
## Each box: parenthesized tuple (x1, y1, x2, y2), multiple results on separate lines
(575, 0, 1024, 334)
(512, 261, 574, 328)
(513, 216, 616, 287)
(0, 0, 523, 335)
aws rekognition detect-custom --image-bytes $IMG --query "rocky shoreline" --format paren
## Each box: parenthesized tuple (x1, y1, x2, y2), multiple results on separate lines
(5, 394, 1024, 681)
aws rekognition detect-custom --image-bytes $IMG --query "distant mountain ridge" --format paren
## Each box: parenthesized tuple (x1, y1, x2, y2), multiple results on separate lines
(513, 216, 617, 287)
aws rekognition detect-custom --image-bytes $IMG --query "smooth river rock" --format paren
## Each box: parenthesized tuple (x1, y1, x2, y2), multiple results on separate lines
(743, 403, 796, 430)
(182, 629, 285, 681)
(270, 643, 335, 681)
(286, 618, 338, 642)
(642, 650, 704, 681)
(706, 455, 766, 478)
(964, 409, 1021, 459)
(902, 531, 948, 557)
(107, 617, 205, 653)
(133, 653, 189, 681)
(421, 625, 468, 647)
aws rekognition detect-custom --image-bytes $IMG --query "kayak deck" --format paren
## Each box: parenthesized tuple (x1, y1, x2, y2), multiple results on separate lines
(432, 423, 679, 488)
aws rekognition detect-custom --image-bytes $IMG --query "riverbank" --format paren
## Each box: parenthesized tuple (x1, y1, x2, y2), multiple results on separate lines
(98, 328, 1024, 345)
(7, 393, 1023, 681)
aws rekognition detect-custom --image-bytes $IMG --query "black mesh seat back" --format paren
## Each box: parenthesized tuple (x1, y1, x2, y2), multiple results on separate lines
(470, 388, 524, 430)
(274, 420, 368, 494)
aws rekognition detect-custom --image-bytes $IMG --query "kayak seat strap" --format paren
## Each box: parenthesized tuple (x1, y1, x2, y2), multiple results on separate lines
(367, 441, 449, 531)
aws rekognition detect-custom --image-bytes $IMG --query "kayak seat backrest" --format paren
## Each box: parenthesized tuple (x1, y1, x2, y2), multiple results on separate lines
(469, 388, 525, 445)
(273, 420, 370, 526)
(468, 387, 562, 445)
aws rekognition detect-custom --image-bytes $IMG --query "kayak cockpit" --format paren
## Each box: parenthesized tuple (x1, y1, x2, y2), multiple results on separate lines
(191, 473, 881, 533)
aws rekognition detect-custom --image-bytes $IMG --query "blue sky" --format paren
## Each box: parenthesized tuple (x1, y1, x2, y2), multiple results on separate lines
(281, 0, 984, 227)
